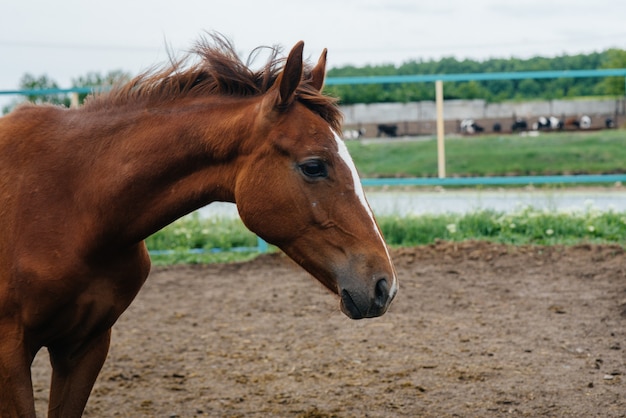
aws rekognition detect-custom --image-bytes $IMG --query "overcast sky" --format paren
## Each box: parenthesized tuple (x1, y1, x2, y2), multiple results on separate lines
(2, 0, 625, 100)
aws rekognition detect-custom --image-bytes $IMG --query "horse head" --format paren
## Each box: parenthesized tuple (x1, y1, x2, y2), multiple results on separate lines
(235, 42, 397, 319)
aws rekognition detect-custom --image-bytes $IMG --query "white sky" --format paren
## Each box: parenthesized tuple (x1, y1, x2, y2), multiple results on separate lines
(1, 0, 625, 99)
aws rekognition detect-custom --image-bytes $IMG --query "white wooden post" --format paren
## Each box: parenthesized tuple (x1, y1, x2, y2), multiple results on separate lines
(435, 80, 446, 178)
(70, 92, 80, 108)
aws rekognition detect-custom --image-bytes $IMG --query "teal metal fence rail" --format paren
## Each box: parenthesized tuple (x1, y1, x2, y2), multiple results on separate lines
(361, 174, 626, 187)
(0, 86, 96, 95)
(2, 68, 626, 94)
(324, 68, 626, 85)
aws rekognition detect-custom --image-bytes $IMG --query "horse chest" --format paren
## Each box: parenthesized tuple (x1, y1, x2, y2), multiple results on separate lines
(17, 256, 150, 349)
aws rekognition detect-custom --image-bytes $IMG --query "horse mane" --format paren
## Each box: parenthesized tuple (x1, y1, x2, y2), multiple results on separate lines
(83, 34, 342, 132)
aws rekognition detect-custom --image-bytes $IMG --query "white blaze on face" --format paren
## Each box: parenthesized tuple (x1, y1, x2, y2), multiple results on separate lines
(332, 131, 398, 298)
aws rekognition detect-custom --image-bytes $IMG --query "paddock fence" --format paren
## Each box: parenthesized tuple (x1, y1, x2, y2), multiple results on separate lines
(2, 69, 626, 254)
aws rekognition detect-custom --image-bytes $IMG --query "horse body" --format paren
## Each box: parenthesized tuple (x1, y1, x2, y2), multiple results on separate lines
(0, 36, 397, 417)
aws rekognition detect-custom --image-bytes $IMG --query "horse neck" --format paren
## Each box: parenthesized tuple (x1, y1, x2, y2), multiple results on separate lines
(76, 97, 258, 246)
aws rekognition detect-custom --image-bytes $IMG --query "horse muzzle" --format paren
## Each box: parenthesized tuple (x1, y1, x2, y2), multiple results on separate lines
(339, 277, 395, 319)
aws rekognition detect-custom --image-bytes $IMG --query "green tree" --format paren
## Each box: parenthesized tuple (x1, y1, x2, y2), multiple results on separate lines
(600, 49, 626, 96)
(2, 70, 132, 114)
(516, 79, 542, 99)
(72, 70, 130, 103)
(454, 81, 489, 100)
(326, 48, 626, 104)
(20, 74, 69, 106)
(2, 74, 68, 114)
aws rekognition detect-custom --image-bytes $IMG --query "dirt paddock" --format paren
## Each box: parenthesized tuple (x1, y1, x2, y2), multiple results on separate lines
(32, 241, 625, 417)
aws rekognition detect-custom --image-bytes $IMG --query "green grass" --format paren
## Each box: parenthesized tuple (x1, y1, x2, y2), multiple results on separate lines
(146, 213, 259, 265)
(378, 205, 626, 246)
(146, 206, 626, 265)
(146, 213, 257, 251)
(148, 250, 259, 265)
(346, 130, 626, 178)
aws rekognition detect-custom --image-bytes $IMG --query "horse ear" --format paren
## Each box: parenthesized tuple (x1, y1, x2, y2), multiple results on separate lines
(275, 41, 304, 108)
(309, 48, 327, 92)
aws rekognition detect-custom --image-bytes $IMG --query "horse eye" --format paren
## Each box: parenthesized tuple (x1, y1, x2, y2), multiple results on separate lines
(299, 160, 328, 179)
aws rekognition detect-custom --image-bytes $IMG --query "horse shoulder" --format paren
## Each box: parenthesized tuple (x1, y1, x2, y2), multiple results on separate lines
(6, 240, 150, 346)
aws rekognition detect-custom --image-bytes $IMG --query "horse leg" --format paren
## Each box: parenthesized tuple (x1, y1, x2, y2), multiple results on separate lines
(0, 322, 36, 417)
(47, 329, 111, 418)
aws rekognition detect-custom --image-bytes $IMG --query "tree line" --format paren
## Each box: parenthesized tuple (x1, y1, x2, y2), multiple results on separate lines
(325, 48, 626, 104)
(2, 71, 130, 114)
(4, 48, 626, 113)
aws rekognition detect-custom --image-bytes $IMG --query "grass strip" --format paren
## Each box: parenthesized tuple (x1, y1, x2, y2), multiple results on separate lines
(146, 206, 626, 265)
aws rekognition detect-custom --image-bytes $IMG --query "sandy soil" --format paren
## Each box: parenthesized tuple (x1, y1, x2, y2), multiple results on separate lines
(31, 241, 625, 417)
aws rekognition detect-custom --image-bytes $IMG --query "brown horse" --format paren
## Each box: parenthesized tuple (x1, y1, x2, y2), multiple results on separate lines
(0, 35, 397, 416)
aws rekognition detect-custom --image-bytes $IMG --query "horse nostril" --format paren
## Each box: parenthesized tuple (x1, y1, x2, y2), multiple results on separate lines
(374, 278, 389, 308)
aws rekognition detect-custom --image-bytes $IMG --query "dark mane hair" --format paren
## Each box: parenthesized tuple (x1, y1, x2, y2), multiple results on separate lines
(83, 34, 342, 132)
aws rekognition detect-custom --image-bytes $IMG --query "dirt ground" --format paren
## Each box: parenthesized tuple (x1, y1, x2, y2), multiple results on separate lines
(32, 241, 625, 417)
